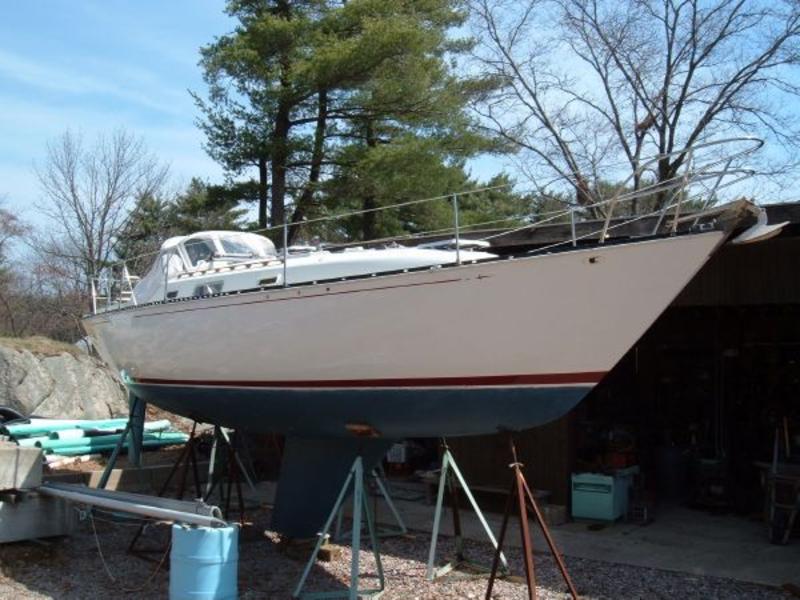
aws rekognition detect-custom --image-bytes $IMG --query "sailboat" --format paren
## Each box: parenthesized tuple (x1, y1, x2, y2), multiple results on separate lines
(82, 137, 782, 536)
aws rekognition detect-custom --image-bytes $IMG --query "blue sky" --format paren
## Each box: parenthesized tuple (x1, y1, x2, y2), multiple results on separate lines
(0, 1, 508, 231)
(3, 1, 786, 234)
(0, 1, 234, 224)
(0, 1, 509, 232)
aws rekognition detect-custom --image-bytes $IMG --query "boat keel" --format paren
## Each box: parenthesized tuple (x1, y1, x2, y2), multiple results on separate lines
(271, 435, 395, 538)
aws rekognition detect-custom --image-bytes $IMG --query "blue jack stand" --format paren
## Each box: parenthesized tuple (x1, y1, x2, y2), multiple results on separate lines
(333, 465, 408, 542)
(293, 455, 385, 599)
(426, 440, 509, 580)
(97, 391, 145, 489)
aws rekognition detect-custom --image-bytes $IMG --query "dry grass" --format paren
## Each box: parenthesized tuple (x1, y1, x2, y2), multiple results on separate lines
(0, 336, 80, 357)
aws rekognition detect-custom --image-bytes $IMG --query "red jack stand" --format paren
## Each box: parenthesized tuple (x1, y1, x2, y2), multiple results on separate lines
(485, 436, 579, 600)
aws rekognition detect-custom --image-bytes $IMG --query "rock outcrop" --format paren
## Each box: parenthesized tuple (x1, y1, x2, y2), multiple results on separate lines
(0, 338, 127, 419)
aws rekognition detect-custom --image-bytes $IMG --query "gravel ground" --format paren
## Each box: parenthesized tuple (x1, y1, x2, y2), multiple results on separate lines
(0, 506, 790, 599)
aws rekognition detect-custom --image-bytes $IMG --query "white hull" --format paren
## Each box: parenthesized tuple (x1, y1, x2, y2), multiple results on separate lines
(84, 231, 725, 437)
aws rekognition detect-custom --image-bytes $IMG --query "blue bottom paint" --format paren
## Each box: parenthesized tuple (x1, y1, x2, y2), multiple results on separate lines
(130, 385, 589, 438)
(170, 524, 238, 600)
(136, 385, 590, 538)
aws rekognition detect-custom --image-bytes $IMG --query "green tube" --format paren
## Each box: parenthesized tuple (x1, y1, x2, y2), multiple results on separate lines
(16, 436, 49, 447)
(48, 429, 86, 441)
(37, 431, 188, 451)
(38, 433, 126, 450)
(86, 420, 173, 435)
(50, 420, 173, 440)
(144, 420, 171, 433)
(57, 431, 187, 450)
(46, 436, 189, 457)
(6, 418, 130, 438)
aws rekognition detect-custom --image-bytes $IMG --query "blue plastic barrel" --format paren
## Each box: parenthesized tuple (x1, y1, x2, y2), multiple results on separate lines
(170, 524, 238, 600)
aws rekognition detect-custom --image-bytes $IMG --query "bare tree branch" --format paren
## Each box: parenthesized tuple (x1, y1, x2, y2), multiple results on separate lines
(471, 0, 800, 209)
(34, 129, 169, 295)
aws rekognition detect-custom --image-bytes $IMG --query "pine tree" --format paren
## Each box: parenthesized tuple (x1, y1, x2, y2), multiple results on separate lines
(194, 0, 502, 239)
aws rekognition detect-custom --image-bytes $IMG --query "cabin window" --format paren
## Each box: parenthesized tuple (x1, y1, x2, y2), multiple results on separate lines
(184, 238, 216, 267)
(220, 238, 254, 257)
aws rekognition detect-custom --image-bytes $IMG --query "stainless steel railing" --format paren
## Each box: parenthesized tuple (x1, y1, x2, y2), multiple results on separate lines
(90, 136, 762, 314)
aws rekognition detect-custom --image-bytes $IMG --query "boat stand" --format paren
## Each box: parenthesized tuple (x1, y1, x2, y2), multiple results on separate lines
(333, 465, 408, 541)
(293, 456, 385, 600)
(203, 425, 256, 523)
(426, 439, 509, 580)
(127, 421, 204, 558)
(128, 423, 255, 559)
(485, 436, 579, 600)
(97, 393, 146, 489)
